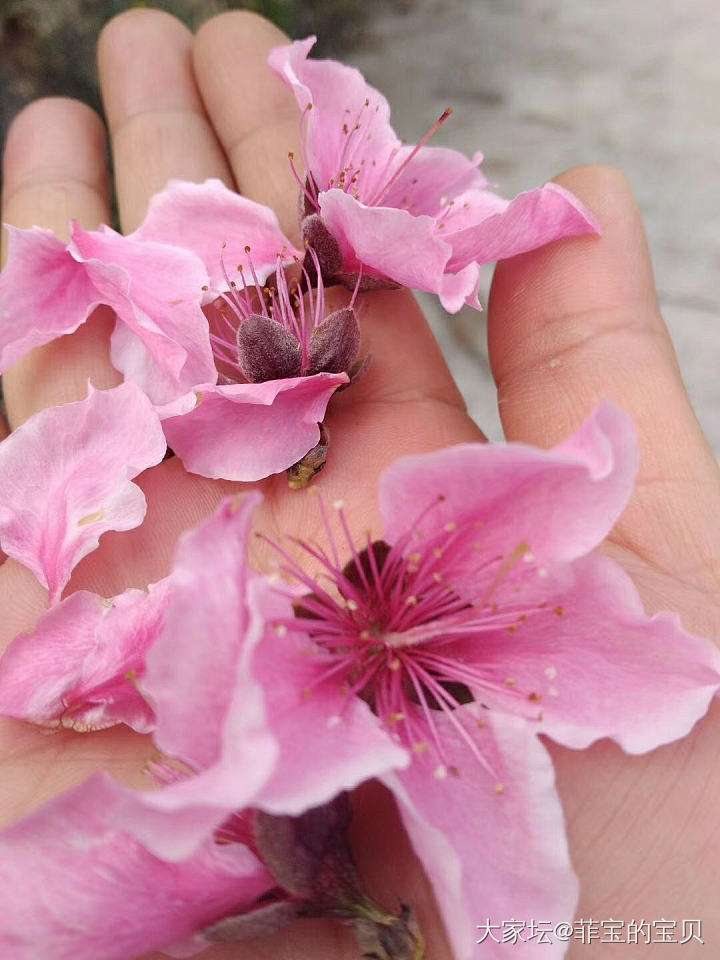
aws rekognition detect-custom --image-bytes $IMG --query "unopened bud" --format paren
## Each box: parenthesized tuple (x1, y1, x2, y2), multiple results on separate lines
(306, 307, 361, 376)
(302, 214, 344, 281)
(236, 314, 302, 383)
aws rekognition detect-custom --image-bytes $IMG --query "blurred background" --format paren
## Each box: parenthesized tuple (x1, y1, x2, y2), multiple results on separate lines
(1, 0, 718, 450)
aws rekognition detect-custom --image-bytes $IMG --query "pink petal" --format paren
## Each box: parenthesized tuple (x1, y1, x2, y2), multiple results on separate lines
(128, 498, 406, 861)
(385, 709, 577, 960)
(0, 773, 272, 960)
(446, 552, 720, 754)
(145, 495, 266, 770)
(162, 374, 347, 481)
(381, 145, 490, 216)
(446, 182, 600, 272)
(249, 578, 409, 815)
(439, 261, 483, 314)
(0, 585, 167, 733)
(380, 401, 638, 604)
(130, 495, 278, 859)
(0, 382, 166, 603)
(133, 179, 302, 296)
(319, 188, 451, 288)
(0, 226, 101, 372)
(70, 223, 216, 404)
(268, 38, 398, 203)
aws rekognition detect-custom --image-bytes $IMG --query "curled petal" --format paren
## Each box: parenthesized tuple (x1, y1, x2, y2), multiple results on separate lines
(0, 382, 166, 603)
(162, 374, 347, 481)
(381, 144, 491, 216)
(0, 774, 272, 960)
(0, 586, 167, 733)
(0, 226, 99, 373)
(70, 223, 216, 404)
(446, 182, 600, 272)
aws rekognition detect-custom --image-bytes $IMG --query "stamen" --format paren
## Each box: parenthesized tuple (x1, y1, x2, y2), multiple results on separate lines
(288, 151, 318, 211)
(368, 108, 453, 207)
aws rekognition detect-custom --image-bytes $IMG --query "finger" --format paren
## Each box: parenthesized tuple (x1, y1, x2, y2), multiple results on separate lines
(98, 8, 234, 233)
(488, 164, 720, 583)
(192, 11, 302, 239)
(1, 98, 120, 427)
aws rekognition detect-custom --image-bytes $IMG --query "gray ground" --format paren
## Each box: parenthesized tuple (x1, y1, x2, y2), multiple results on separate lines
(350, 0, 720, 450)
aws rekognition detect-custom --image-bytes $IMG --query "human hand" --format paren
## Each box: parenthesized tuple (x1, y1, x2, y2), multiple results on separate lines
(0, 9, 718, 959)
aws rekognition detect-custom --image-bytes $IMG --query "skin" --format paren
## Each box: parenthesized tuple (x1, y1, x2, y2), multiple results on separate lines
(0, 9, 719, 959)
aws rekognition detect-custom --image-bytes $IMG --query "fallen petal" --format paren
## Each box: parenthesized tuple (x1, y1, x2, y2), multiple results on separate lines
(0, 382, 166, 602)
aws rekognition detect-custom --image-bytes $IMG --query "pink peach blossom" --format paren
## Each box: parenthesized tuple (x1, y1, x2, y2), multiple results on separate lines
(0, 181, 350, 480)
(259, 401, 720, 959)
(269, 37, 599, 311)
(117, 493, 407, 861)
(0, 495, 407, 958)
(158, 242, 354, 481)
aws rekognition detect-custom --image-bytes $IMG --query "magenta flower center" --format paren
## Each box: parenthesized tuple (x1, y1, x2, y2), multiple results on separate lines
(203, 248, 317, 381)
(268, 501, 548, 777)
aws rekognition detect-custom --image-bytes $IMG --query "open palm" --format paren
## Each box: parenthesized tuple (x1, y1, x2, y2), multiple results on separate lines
(1, 10, 719, 960)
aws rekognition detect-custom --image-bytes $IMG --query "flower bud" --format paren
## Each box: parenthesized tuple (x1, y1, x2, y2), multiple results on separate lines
(302, 214, 344, 282)
(236, 314, 302, 383)
(306, 307, 361, 376)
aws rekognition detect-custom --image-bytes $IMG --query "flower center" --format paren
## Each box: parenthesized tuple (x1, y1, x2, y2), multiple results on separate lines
(204, 247, 360, 385)
(289, 103, 453, 214)
(265, 500, 547, 778)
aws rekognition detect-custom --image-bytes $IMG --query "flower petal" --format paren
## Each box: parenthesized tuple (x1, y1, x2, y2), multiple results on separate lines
(133, 179, 301, 295)
(0, 773, 272, 960)
(446, 182, 600, 272)
(0, 382, 166, 603)
(319, 189, 451, 289)
(439, 261, 483, 313)
(268, 38, 398, 203)
(145, 495, 265, 770)
(0, 585, 167, 733)
(0, 226, 101, 372)
(162, 374, 347, 481)
(70, 223, 216, 404)
(446, 553, 720, 753)
(381, 144, 490, 217)
(380, 400, 638, 604)
(130, 495, 278, 859)
(385, 708, 577, 960)
(249, 578, 409, 816)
